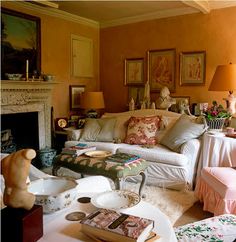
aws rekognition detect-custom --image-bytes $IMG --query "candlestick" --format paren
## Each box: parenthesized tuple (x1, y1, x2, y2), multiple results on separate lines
(26, 60, 29, 81)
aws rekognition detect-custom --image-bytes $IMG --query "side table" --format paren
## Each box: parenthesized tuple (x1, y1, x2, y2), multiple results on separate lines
(52, 154, 148, 196)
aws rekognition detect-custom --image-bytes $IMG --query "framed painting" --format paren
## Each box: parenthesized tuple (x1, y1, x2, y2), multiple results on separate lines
(180, 51, 206, 86)
(124, 58, 144, 86)
(69, 85, 85, 110)
(147, 49, 176, 92)
(1, 8, 41, 80)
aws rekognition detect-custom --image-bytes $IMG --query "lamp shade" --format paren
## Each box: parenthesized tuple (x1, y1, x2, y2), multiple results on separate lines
(209, 64, 236, 91)
(80, 91, 105, 109)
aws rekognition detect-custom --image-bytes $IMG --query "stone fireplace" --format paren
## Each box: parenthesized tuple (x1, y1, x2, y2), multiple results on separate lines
(1, 81, 57, 150)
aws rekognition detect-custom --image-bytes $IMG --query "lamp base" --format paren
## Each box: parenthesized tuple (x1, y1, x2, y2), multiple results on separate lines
(86, 109, 98, 118)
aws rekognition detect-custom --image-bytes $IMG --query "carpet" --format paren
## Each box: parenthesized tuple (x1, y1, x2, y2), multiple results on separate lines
(124, 182, 198, 225)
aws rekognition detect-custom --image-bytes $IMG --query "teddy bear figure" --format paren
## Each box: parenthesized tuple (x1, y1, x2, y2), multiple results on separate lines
(1, 149, 36, 210)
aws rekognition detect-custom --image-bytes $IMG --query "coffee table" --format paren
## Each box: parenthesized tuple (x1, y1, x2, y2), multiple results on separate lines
(52, 154, 148, 196)
(38, 191, 177, 242)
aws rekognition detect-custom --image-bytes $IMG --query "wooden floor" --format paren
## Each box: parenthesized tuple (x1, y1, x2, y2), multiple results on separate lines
(174, 201, 213, 227)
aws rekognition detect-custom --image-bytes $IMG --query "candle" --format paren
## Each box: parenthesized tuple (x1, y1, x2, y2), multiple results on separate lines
(26, 59, 29, 80)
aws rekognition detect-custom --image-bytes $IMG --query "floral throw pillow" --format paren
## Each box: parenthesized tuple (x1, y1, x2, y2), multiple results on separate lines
(124, 116, 161, 145)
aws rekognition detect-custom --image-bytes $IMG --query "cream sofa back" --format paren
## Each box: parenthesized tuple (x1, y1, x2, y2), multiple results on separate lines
(102, 109, 181, 143)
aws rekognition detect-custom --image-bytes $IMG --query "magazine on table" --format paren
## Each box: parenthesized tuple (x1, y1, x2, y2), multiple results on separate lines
(61, 143, 96, 156)
(105, 153, 141, 164)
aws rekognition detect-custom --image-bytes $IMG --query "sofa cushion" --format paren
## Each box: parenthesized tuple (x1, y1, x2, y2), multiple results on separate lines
(160, 114, 206, 152)
(124, 116, 161, 145)
(117, 144, 188, 166)
(80, 118, 116, 142)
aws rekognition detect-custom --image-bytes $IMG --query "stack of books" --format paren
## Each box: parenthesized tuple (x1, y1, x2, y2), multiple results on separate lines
(80, 209, 159, 242)
(106, 153, 141, 166)
(61, 143, 96, 156)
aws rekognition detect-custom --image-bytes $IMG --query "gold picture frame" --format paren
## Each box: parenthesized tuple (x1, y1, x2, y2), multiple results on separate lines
(180, 51, 206, 86)
(124, 58, 144, 86)
(147, 48, 176, 92)
(69, 85, 85, 110)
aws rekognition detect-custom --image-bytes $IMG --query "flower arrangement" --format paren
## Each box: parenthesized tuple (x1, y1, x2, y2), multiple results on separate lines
(203, 101, 231, 120)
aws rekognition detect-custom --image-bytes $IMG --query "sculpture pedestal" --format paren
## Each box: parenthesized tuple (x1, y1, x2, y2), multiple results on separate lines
(1, 205, 43, 242)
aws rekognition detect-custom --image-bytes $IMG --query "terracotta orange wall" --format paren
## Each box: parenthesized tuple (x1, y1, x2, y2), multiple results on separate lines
(2, 2, 100, 118)
(100, 7, 236, 112)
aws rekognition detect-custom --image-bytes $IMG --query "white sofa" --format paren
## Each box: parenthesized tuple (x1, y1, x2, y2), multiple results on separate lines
(65, 109, 205, 190)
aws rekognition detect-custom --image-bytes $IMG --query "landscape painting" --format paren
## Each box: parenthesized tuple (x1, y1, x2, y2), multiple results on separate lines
(1, 8, 41, 80)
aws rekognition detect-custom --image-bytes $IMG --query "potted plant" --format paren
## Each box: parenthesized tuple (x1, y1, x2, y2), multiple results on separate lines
(203, 101, 231, 130)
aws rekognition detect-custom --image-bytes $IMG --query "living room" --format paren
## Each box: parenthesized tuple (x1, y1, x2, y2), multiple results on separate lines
(1, 1, 236, 241)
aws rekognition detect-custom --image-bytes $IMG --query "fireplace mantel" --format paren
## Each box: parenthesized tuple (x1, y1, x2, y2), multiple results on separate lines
(1, 81, 59, 149)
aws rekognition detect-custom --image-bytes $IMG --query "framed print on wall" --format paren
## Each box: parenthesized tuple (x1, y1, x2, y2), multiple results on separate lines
(1, 8, 41, 80)
(147, 49, 176, 92)
(180, 51, 206, 86)
(69, 85, 85, 110)
(124, 58, 144, 86)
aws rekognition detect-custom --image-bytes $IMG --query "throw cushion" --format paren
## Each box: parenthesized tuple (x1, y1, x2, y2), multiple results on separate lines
(124, 116, 161, 145)
(80, 118, 116, 142)
(160, 114, 207, 152)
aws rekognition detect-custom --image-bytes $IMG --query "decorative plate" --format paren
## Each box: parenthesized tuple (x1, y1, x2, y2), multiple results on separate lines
(91, 190, 140, 210)
(85, 150, 112, 158)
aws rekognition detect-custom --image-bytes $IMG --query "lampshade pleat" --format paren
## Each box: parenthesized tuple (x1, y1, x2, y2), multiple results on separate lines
(80, 92, 105, 109)
(209, 64, 236, 91)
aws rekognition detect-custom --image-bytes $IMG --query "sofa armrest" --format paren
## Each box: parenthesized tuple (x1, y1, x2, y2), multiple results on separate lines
(66, 129, 83, 141)
(180, 138, 202, 189)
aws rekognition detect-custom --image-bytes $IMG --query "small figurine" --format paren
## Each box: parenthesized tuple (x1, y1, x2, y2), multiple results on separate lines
(224, 91, 236, 115)
(151, 102, 156, 109)
(178, 99, 192, 115)
(156, 86, 176, 110)
(129, 98, 135, 111)
(1, 149, 36, 210)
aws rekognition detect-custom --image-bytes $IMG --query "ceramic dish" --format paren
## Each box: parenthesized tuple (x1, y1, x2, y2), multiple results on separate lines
(91, 190, 140, 210)
(5, 73, 23, 80)
(28, 177, 79, 213)
(85, 150, 112, 158)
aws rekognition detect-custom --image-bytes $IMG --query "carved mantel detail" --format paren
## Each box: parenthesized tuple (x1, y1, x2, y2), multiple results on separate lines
(1, 81, 58, 149)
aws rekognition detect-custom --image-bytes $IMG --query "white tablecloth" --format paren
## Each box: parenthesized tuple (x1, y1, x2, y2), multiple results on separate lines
(197, 133, 236, 179)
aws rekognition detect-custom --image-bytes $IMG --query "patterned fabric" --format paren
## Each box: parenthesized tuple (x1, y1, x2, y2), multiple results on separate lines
(174, 214, 236, 242)
(53, 154, 148, 180)
(124, 116, 161, 145)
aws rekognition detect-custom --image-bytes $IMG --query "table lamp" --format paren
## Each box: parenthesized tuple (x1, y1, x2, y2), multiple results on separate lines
(80, 91, 105, 118)
(209, 63, 236, 115)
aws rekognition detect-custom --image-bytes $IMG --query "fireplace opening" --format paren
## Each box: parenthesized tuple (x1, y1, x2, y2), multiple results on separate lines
(1, 112, 39, 153)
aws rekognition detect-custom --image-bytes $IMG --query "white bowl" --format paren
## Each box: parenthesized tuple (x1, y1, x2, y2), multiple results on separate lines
(28, 177, 79, 213)
(5, 73, 23, 80)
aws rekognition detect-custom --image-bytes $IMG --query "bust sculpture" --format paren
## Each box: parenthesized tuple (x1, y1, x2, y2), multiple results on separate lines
(1, 149, 36, 210)
(156, 86, 176, 110)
